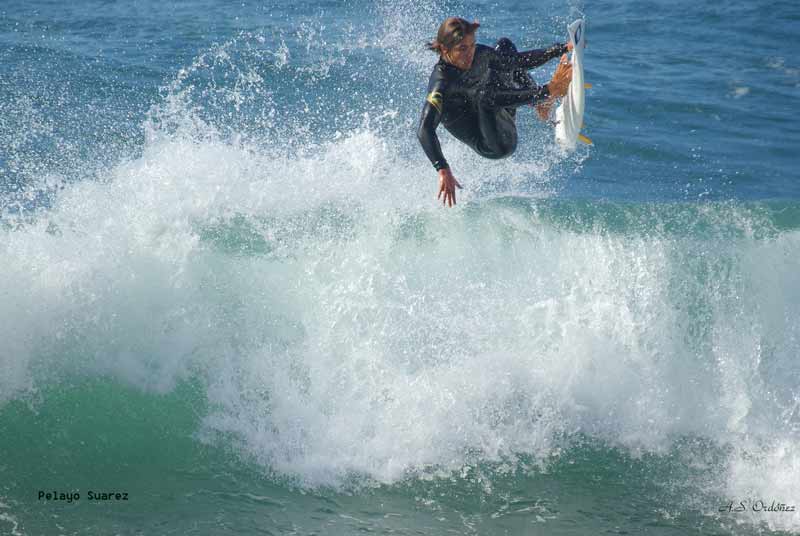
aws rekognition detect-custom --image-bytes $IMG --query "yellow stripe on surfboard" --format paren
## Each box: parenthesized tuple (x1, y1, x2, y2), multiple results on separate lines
(578, 121, 592, 145)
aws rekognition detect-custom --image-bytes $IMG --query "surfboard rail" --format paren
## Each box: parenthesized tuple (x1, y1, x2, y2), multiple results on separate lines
(554, 19, 589, 150)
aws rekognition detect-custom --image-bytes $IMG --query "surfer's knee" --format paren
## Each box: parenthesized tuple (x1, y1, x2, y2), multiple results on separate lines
(481, 145, 516, 159)
(495, 37, 517, 55)
(496, 137, 517, 158)
(480, 132, 517, 159)
(490, 148, 515, 159)
(496, 117, 518, 157)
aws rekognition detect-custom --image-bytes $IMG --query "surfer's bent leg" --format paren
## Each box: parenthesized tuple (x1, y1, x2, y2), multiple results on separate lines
(474, 90, 518, 159)
(491, 38, 551, 111)
(472, 77, 553, 159)
(494, 38, 535, 90)
(455, 38, 555, 159)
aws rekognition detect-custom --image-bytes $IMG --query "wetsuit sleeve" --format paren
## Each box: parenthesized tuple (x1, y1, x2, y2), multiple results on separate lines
(417, 79, 449, 171)
(492, 43, 568, 71)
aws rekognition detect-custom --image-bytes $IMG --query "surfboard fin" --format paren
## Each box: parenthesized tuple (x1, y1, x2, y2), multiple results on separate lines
(578, 133, 593, 145)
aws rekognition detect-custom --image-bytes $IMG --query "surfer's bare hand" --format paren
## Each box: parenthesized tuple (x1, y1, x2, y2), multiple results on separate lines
(535, 96, 557, 121)
(437, 168, 463, 207)
(548, 54, 572, 98)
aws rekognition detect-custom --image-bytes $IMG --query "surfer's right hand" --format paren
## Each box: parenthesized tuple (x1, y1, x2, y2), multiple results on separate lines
(547, 54, 572, 98)
(437, 168, 463, 207)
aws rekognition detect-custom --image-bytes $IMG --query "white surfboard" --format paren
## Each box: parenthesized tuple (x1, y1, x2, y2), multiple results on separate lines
(554, 19, 591, 150)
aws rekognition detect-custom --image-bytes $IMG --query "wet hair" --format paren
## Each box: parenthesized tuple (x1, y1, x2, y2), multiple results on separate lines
(427, 17, 480, 55)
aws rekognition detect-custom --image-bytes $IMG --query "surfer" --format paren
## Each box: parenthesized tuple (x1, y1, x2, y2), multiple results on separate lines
(417, 17, 574, 206)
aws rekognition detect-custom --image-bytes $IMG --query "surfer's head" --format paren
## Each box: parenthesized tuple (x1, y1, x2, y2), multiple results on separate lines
(428, 17, 479, 71)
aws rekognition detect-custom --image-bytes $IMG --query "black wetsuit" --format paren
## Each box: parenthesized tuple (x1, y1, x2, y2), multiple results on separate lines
(417, 38, 568, 170)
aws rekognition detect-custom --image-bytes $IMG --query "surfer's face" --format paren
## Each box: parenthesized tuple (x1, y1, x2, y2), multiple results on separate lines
(444, 33, 476, 71)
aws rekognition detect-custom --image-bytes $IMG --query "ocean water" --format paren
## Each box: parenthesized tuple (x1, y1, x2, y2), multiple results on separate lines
(1, 0, 799, 534)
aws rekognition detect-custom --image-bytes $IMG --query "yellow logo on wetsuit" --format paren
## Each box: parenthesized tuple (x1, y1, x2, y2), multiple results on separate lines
(426, 91, 443, 113)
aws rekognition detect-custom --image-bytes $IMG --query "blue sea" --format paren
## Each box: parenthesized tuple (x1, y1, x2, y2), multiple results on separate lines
(1, 0, 799, 534)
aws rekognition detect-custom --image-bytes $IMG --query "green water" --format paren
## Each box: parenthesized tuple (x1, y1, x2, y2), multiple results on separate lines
(2, 378, 793, 535)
